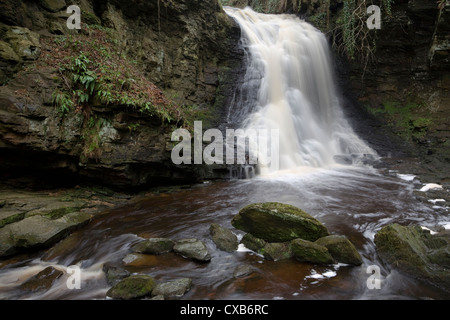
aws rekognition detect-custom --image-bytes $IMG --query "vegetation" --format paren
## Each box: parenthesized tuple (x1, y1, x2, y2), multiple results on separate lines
(44, 25, 183, 125)
(332, 0, 394, 70)
(367, 101, 433, 141)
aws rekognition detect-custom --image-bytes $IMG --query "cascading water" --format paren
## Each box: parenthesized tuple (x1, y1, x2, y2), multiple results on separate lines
(224, 7, 376, 175)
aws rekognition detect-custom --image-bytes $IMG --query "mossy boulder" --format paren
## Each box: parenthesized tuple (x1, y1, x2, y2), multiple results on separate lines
(131, 238, 175, 255)
(241, 233, 266, 254)
(106, 275, 155, 300)
(374, 224, 450, 293)
(262, 242, 293, 261)
(315, 235, 363, 266)
(209, 223, 239, 252)
(232, 202, 329, 242)
(291, 238, 335, 265)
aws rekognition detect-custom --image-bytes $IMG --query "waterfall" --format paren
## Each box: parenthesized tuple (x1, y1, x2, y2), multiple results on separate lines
(224, 7, 377, 175)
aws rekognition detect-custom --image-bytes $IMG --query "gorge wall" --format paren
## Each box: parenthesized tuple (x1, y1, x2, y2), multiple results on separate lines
(0, 0, 245, 189)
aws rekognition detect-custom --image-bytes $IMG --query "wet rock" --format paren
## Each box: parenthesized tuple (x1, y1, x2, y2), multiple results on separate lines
(233, 264, 255, 278)
(240, 233, 266, 254)
(291, 238, 335, 265)
(374, 224, 450, 293)
(232, 202, 329, 242)
(102, 263, 130, 286)
(131, 238, 175, 255)
(262, 242, 293, 261)
(20, 266, 64, 292)
(151, 278, 192, 299)
(173, 238, 211, 262)
(209, 223, 238, 252)
(106, 275, 155, 300)
(0, 211, 92, 257)
(315, 235, 363, 266)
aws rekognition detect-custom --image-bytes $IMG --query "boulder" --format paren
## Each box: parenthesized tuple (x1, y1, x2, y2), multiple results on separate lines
(151, 278, 192, 299)
(173, 238, 211, 262)
(240, 233, 266, 254)
(232, 202, 329, 242)
(106, 275, 155, 300)
(374, 224, 450, 293)
(131, 238, 175, 255)
(209, 223, 238, 252)
(291, 238, 335, 265)
(102, 263, 131, 286)
(315, 235, 363, 266)
(262, 242, 293, 261)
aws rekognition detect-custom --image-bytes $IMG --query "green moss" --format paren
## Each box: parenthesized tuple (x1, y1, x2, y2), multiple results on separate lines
(291, 238, 335, 265)
(44, 207, 79, 220)
(367, 101, 433, 141)
(106, 275, 155, 300)
(0, 212, 26, 228)
(232, 202, 329, 242)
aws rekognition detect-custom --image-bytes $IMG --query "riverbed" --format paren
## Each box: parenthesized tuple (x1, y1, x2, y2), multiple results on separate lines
(1, 164, 449, 300)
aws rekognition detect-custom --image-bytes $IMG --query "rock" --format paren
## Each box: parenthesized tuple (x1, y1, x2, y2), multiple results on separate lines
(240, 233, 266, 254)
(20, 266, 63, 292)
(233, 264, 255, 278)
(38, 0, 66, 13)
(315, 235, 363, 266)
(232, 202, 329, 242)
(102, 263, 130, 286)
(5, 27, 41, 61)
(209, 223, 238, 252)
(106, 275, 155, 300)
(262, 242, 293, 261)
(131, 238, 175, 255)
(291, 238, 335, 265)
(173, 238, 211, 262)
(374, 224, 450, 293)
(0, 211, 92, 257)
(151, 278, 192, 299)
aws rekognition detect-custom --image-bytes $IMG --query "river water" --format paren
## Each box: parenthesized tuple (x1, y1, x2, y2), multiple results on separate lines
(0, 7, 449, 300)
(0, 165, 449, 300)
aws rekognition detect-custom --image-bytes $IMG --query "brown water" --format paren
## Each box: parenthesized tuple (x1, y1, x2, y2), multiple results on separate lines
(1, 166, 449, 300)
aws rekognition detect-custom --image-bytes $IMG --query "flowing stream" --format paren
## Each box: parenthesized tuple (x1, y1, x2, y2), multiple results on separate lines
(0, 7, 449, 300)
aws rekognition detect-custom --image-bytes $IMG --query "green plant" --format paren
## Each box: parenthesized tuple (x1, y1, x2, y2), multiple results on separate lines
(52, 88, 74, 115)
(332, 0, 394, 71)
(71, 53, 97, 105)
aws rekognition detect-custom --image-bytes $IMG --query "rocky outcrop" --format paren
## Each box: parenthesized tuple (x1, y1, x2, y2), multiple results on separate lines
(374, 223, 450, 293)
(0, 185, 134, 257)
(0, 0, 245, 189)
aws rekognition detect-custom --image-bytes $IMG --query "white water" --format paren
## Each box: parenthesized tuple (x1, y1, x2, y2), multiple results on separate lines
(224, 7, 376, 175)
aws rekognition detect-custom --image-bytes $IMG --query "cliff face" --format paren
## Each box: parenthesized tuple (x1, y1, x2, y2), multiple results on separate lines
(0, 0, 244, 189)
(341, 0, 450, 182)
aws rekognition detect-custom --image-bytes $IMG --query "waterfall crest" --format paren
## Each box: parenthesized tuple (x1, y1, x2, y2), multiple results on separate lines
(224, 7, 376, 175)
